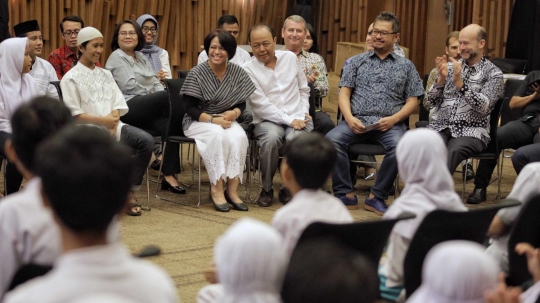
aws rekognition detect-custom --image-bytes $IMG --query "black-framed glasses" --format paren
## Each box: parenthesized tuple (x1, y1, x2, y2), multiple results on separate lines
(119, 31, 137, 37)
(63, 30, 80, 37)
(371, 29, 398, 38)
(142, 27, 157, 34)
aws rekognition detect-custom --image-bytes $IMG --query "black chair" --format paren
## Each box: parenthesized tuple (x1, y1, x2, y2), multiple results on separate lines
(500, 79, 525, 127)
(492, 58, 528, 75)
(403, 199, 521, 298)
(295, 212, 416, 267)
(416, 73, 431, 125)
(462, 97, 505, 200)
(177, 70, 189, 79)
(507, 193, 540, 286)
(157, 78, 202, 207)
(49, 81, 63, 102)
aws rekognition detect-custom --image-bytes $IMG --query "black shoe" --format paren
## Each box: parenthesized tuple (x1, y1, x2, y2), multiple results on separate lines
(467, 187, 486, 204)
(278, 187, 292, 205)
(465, 163, 475, 181)
(224, 190, 248, 211)
(256, 189, 274, 207)
(150, 159, 161, 171)
(209, 192, 230, 212)
(160, 179, 187, 194)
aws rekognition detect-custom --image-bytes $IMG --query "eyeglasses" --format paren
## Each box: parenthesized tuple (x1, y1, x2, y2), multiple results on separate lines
(142, 27, 157, 34)
(63, 30, 80, 37)
(371, 29, 398, 38)
(119, 31, 137, 37)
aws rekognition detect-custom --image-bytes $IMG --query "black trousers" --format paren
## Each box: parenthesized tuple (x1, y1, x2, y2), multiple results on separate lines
(474, 117, 540, 188)
(121, 91, 181, 176)
(313, 111, 335, 135)
(0, 131, 23, 195)
(438, 128, 485, 174)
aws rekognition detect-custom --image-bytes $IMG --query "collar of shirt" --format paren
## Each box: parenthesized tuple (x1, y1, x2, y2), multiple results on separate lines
(61, 44, 77, 59)
(367, 50, 397, 61)
(462, 54, 487, 74)
(281, 45, 308, 58)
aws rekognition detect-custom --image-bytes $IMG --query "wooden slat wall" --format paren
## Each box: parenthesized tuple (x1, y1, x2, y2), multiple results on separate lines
(7, 0, 288, 75)
(315, 0, 515, 74)
(394, 0, 428, 74)
(470, 0, 515, 59)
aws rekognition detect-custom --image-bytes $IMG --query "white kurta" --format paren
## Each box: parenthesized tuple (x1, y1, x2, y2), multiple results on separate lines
(197, 46, 251, 66)
(242, 50, 310, 125)
(30, 57, 59, 99)
(4, 243, 179, 303)
(0, 178, 60, 302)
(0, 178, 122, 301)
(61, 63, 129, 141)
(271, 189, 354, 256)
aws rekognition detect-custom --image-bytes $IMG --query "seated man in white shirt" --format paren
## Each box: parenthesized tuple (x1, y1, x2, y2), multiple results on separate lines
(0, 97, 73, 301)
(243, 24, 312, 207)
(272, 132, 353, 256)
(4, 126, 179, 303)
(197, 15, 251, 66)
(13, 20, 59, 99)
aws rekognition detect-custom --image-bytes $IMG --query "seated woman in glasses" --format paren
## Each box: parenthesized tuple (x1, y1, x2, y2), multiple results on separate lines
(135, 14, 171, 80)
(105, 20, 184, 195)
(181, 30, 255, 212)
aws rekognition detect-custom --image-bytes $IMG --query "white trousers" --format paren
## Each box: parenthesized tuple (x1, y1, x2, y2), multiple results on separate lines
(185, 121, 248, 185)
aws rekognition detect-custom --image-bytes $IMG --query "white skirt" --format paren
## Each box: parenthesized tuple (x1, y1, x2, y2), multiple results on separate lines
(185, 121, 248, 185)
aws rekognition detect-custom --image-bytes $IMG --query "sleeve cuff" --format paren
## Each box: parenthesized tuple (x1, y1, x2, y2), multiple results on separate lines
(284, 116, 294, 126)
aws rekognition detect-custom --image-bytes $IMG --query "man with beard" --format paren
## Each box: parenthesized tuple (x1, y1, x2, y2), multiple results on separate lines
(426, 24, 504, 176)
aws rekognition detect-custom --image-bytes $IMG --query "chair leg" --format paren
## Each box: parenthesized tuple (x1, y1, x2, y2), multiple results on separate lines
(462, 161, 467, 201)
(496, 158, 502, 201)
(142, 168, 151, 211)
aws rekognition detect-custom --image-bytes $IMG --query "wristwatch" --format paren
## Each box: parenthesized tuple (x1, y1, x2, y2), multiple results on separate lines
(207, 116, 213, 124)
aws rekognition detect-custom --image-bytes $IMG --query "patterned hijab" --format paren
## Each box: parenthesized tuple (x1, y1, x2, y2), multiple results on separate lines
(0, 37, 38, 132)
(135, 14, 163, 74)
(384, 128, 467, 239)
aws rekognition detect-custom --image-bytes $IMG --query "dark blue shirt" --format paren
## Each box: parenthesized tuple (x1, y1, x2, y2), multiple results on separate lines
(339, 51, 424, 127)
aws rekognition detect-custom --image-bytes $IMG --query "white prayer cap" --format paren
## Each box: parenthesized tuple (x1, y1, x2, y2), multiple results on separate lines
(406, 240, 499, 303)
(77, 27, 103, 45)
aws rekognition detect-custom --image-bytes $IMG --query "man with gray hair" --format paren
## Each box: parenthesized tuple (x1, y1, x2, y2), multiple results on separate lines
(426, 24, 504, 178)
(281, 15, 334, 136)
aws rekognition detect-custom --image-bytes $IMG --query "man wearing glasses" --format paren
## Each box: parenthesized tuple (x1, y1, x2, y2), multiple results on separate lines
(48, 16, 100, 79)
(326, 12, 424, 215)
(197, 15, 251, 66)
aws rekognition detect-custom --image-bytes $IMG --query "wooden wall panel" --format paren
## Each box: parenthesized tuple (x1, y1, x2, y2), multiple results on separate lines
(7, 0, 288, 75)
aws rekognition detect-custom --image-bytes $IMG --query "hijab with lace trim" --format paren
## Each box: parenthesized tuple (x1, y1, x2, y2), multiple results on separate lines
(406, 240, 499, 303)
(214, 218, 287, 303)
(384, 128, 467, 239)
(135, 14, 163, 74)
(0, 37, 38, 133)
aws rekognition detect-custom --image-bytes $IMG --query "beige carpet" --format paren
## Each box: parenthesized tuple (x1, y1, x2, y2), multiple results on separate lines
(123, 143, 517, 303)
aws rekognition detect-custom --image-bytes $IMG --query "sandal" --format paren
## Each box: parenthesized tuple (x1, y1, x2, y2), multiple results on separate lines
(126, 202, 142, 216)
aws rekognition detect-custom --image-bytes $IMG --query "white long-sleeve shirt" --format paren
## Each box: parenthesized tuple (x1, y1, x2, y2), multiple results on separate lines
(30, 57, 59, 99)
(271, 189, 353, 256)
(4, 243, 178, 303)
(242, 50, 310, 125)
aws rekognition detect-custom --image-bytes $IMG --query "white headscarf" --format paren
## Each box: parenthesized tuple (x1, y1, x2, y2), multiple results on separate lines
(214, 218, 287, 303)
(406, 240, 499, 303)
(0, 37, 38, 133)
(497, 162, 540, 225)
(384, 128, 467, 238)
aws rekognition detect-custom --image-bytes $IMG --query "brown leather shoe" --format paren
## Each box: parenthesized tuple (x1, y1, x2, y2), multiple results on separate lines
(256, 188, 274, 207)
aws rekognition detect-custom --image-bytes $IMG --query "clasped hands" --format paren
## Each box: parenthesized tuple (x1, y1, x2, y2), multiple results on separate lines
(103, 112, 120, 137)
(346, 116, 398, 134)
(290, 114, 312, 130)
(435, 55, 464, 90)
(211, 110, 239, 129)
